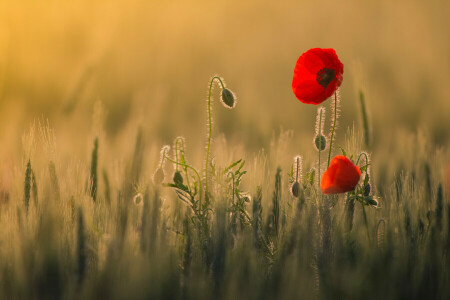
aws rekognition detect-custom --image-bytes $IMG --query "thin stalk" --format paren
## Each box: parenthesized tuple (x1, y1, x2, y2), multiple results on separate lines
(318, 108, 323, 192)
(361, 201, 371, 244)
(327, 92, 338, 167)
(359, 91, 370, 148)
(176, 137, 191, 188)
(205, 76, 225, 198)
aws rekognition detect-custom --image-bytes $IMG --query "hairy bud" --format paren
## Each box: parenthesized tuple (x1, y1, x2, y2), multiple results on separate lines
(314, 135, 326, 151)
(290, 181, 300, 198)
(220, 88, 236, 109)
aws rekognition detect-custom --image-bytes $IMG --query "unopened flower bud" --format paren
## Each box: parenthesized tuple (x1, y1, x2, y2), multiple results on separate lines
(314, 135, 326, 151)
(220, 88, 236, 109)
(173, 171, 183, 185)
(290, 181, 300, 198)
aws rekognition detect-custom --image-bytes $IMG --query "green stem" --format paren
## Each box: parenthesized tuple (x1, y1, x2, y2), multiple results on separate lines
(355, 152, 369, 167)
(175, 137, 191, 188)
(227, 171, 235, 205)
(361, 201, 371, 244)
(164, 155, 202, 205)
(205, 76, 225, 200)
(359, 91, 370, 148)
(327, 92, 338, 167)
(318, 108, 323, 193)
(175, 140, 180, 172)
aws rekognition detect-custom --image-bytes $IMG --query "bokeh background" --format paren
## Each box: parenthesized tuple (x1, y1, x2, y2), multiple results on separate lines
(0, 0, 449, 173)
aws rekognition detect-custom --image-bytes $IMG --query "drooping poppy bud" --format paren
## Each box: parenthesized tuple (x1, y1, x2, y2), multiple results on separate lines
(220, 88, 236, 109)
(321, 155, 361, 195)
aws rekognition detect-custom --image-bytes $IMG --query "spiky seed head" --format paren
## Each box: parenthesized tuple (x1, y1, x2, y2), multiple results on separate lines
(152, 168, 165, 185)
(220, 88, 236, 109)
(290, 181, 300, 198)
(173, 171, 183, 185)
(364, 183, 371, 196)
(314, 135, 326, 151)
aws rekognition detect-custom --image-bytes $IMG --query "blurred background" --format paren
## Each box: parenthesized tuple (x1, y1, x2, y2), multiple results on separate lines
(0, 0, 449, 171)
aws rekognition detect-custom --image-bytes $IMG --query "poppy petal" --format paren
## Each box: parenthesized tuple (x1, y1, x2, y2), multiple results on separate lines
(321, 155, 361, 195)
(292, 48, 343, 105)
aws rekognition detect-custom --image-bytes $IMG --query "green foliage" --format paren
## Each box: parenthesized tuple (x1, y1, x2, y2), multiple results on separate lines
(90, 137, 99, 202)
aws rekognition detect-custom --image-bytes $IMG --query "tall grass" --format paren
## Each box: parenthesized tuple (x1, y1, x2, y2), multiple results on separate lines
(0, 79, 449, 300)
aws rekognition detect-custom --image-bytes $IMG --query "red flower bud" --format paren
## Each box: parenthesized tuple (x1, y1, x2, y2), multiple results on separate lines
(321, 155, 361, 195)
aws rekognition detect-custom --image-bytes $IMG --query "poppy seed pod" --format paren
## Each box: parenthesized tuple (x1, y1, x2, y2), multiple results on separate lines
(173, 171, 183, 185)
(220, 88, 236, 109)
(314, 135, 326, 151)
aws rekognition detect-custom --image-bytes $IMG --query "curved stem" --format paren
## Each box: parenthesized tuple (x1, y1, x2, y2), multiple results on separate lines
(318, 108, 323, 193)
(205, 76, 225, 199)
(295, 157, 299, 182)
(355, 152, 369, 167)
(164, 155, 202, 204)
(327, 92, 338, 167)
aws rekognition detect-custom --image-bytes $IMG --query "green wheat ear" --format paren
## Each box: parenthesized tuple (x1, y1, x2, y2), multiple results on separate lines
(31, 169, 38, 208)
(24, 160, 32, 212)
(90, 137, 98, 202)
(76, 207, 86, 288)
(359, 91, 371, 148)
(48, 161, 60, 201)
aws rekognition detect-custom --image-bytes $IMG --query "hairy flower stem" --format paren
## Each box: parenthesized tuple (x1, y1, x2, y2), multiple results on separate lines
(205, 76, 225, 199)
(318, 109, 323, 192)
(327, 92, 338, 167)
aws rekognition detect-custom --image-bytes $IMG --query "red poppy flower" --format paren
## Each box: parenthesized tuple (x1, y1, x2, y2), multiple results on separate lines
(292, 48, 344, 105)
(321, 155, 361, 195)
